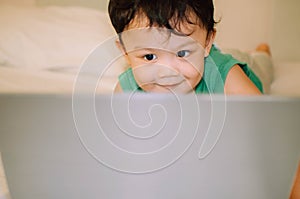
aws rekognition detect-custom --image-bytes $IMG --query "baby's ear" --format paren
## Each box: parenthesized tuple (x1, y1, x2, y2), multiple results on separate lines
(204, 29, 216, 57)
(115, 39, 131, 65)
(115, 39, 127, 55)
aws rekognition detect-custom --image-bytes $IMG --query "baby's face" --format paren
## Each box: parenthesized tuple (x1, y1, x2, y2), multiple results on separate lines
(119, 15, 213, 93)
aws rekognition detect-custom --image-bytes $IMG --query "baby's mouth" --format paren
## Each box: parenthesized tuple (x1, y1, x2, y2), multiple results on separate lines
(155, 76, 185, 86)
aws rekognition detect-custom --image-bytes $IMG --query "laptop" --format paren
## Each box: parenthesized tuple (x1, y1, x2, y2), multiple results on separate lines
(0, 93, 299, 199)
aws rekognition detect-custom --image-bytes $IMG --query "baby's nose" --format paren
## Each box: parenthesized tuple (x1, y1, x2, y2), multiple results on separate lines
(157, 65, 179, 78)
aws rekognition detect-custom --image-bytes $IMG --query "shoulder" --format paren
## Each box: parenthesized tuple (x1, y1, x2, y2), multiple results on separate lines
(208, 45, 243, 77)
(118, 68, 141, 92)
(114, 82, 123, 93)
(224, 64, 262, 95)
(204, 45, 263, 94)
(200, 45, 247, 93)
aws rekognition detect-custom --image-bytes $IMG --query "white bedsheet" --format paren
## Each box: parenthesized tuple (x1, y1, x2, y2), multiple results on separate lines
(0, 65, 119, 94)
(271, 62, 300, 97)
(1, 61, 300, 96)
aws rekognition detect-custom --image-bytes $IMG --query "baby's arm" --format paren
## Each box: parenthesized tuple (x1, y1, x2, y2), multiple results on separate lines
(290, 162, 300, 199)
(224, 64, 262, 95)
(114, 82, 123, 92)
(222, 44, 273, 94)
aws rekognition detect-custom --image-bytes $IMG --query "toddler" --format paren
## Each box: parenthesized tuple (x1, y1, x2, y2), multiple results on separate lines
(108, 0, 271, 94)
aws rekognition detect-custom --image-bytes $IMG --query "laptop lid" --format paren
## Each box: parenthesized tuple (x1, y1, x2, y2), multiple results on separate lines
(0, 94, 299, 199)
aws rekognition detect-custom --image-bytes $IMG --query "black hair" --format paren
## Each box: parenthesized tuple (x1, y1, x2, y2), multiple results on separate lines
(108, 0, 217, 34)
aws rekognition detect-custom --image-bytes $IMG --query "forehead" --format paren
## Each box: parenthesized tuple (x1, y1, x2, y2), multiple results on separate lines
(121, 28, 205, 52)
(119, 11, 208, 52)
(120, 14, 207, 51)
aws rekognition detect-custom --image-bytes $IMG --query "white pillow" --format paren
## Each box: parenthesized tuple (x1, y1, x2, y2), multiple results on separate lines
(0, 5, 118, 72)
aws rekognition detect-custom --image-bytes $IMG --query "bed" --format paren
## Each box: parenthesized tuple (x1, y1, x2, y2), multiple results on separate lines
(0, 3, 124, 95)
(1, 0, 300, 198)
(0, 1, 300, 96)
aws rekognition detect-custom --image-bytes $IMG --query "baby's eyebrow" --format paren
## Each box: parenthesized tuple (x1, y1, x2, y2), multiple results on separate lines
(175, 40, 198, 49)
(131, 41, 197, 51)
(131, 46, 157, 50)
(125, 38, 199, 55)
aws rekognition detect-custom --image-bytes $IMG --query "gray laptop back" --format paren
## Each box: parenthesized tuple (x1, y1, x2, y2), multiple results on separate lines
(0, 94, 299, 199)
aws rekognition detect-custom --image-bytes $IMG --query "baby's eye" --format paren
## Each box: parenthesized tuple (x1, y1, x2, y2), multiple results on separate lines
(144, 54, 157, 61)
(177, 50, 190, 58)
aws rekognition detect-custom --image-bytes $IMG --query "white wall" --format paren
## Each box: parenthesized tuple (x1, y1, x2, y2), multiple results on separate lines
(0, 0, 35, 5)
(214, 0, 300, 62)
(214, 0, 273, 50)
(270, 0, 300, 62)
(35, 0, 108, 10)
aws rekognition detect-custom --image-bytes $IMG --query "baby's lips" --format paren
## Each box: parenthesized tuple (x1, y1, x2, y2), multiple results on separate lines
(155, 76, 185, 86)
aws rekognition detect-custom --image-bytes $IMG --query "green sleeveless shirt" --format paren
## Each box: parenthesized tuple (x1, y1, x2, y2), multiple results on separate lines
(119, 45, 263, 93)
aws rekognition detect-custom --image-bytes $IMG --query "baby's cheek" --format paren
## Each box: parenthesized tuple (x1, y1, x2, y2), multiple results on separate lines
(181, 62, 203, 79)
(131, 65, 157, 85)
(183, 54, 205, 75)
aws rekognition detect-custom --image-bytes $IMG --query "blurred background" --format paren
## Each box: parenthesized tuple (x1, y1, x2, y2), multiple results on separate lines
(214, 0, 300, 63)
(0, 0, 299, 95)
(1, 0, 299, 63)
